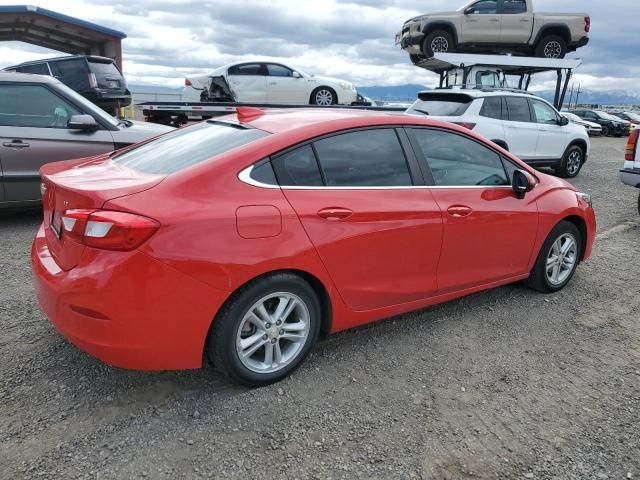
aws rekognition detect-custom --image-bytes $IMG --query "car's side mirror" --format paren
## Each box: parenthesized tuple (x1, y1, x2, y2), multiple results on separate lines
(464, 7, 475, 14)
(513, 169, 534, 199)
(68, 114, 98, 131)
(559, 116, 569, 126)
(292, 71, 302, 78)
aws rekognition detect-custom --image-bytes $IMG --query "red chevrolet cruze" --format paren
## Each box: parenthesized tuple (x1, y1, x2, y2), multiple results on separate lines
(32, 108, 596, 386)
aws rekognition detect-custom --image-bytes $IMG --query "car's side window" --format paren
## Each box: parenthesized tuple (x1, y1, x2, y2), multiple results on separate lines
(467, 0, 498, 14)
(502, 0, 527, 14)
(480, 96, 503, 119)
(505, 97, 532, 123)
(313, 129, 413, 187)
(17, 63, 50, 75)
(0, 84, 81, 129)
(531, 100, 559, 125)
(272, 144, 324, 187)
(228, 63, 265, 76)
(410, 128, 509, 187)
(266, 64, 294, 77)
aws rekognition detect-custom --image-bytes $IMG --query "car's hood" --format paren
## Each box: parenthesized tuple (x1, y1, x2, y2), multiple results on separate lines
(113, 120, 174, 145)
(406, 11, 458, 23)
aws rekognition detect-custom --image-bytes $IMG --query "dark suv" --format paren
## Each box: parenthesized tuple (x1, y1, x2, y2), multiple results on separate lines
(570, 109, 628, 137)
(5, 55, 131, 114)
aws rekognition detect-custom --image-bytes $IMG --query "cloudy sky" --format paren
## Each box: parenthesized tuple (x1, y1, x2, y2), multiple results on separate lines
(0, 0, 638, 92)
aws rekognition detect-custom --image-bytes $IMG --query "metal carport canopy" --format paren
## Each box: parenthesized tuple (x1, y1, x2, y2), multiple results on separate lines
(0, 5, 126, 69)
(416, 53, 582, 75)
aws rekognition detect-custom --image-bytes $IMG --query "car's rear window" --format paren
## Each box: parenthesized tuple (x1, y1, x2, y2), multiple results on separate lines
(113, 121, 269, 175)
(407, 93, 473, 117)
(88, 60, 121, 76)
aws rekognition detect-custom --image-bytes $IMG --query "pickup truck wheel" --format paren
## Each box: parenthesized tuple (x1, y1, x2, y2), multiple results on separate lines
(311, 87, 337, 106)
(422, 30, 454, 57)
(535, 35, 567, 59)
(555, 145, 584, 178)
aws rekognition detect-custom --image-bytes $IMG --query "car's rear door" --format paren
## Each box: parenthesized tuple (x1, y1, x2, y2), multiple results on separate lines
(461, 0, 501, 43)
(265, 63, 306, 104)
(503, 96, 540, 160)
(407, 127, 538, 292)
(226, 63, 267, 103)
(0, 82, 115, 202)
(500, 0, 532, 44)
(274, 128, 444, 311)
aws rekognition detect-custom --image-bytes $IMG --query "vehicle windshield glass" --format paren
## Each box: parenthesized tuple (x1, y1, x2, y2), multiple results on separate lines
(407, 97, 472, 117)
(113, 121, 270, 175)
(626, 112, 640, 122)
(53, 81, 119, 128)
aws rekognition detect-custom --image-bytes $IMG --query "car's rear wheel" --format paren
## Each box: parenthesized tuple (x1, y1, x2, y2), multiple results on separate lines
(555, 145, 584, 178)
(535, 35, 567, 58)
(422, 30, 454, 57)
(527, 221, 582, 293)
(207, 273, 320, 387)
(311, 87, 337, 106)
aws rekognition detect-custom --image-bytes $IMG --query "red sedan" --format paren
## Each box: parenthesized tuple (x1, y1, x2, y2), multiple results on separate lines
(32, 107, 596, 386)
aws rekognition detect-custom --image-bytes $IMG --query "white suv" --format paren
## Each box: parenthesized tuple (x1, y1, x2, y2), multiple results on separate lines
(406, 90, 590, 178)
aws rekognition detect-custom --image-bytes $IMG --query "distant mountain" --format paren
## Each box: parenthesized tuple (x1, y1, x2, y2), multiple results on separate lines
(356, 84, 431, 102)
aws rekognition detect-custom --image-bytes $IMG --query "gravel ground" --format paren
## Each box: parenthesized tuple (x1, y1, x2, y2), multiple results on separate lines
(1, 136, 639, 480)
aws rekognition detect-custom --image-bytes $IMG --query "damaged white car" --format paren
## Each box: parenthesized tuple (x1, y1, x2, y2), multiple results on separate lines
(183, 61, 358, 106)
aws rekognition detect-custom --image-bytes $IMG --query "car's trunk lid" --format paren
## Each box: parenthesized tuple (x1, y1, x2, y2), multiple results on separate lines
(41, 158, 164, 270)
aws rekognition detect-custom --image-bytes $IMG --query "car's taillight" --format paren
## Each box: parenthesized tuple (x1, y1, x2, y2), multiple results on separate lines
(452, 122, 476, 130)
(585, 16, 591, 33)
(625, 129, 639, 161)
(88, 73, 98, 88)
(61, 209, 159, 251)
(185, 78, 192, 86)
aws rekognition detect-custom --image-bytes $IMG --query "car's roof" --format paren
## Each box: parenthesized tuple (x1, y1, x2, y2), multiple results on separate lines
(224, 108, 446, 135)
(0, 71, 59, 84)
(6, 55, 116, 69)
(419, 88, 542, 100)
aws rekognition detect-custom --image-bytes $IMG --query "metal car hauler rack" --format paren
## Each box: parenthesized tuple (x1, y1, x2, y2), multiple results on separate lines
(415, 53, 582, 110)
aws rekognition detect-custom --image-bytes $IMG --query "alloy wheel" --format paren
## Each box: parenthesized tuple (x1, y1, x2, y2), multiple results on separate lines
(315, 89, 334, 106)
(566, 150, 582, 176)
(543, 41, 562, 58)
(431, 36, 449, 53)
(236, 292, 310, 374)
(546, 233, 578, 286)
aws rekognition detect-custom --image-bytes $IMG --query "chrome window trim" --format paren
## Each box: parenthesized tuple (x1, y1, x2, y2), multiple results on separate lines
(238, 165, 514, 190)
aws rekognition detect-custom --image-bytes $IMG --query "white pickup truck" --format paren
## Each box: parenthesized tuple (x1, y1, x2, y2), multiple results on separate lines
(396, 0, 590, 62)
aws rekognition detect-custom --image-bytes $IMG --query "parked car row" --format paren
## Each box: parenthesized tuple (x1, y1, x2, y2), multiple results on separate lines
(561, 112, 602, 137)
(569, 109, 631, 137)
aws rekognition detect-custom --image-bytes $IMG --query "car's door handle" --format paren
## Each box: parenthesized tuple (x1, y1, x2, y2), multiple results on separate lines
(317, 207, 353, 220)
(520, 19, 530, 22)
(269, 82, 277, 86)
(2, 140, 30, 148)
(447, 205, 473, 218)
(490, 18, 500, 22)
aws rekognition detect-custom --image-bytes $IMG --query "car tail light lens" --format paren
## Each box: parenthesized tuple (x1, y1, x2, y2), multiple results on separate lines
(625, 129, 639, 161)
(585, 16, 591, 32)
(185, 78, 192, 86)
(452, 122, 476, 130)
(61, 209, 159, 251)
(88, 73, 98, 88)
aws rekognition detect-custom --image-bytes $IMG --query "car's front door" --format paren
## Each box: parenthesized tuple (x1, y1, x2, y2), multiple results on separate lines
(408, 127, 538, 292)
(273, 128, 444, 311)
(0, 83, 115, 203)
(530, 98, 569, 160)
(461, 0, 502, 43)
(226, 63, 267, 103)
(265, 63, 307, 104)
(503, 96, 540, 160)
(500, 0, 532, 44)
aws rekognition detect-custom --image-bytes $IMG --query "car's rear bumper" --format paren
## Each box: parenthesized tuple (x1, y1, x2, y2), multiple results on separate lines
(31, 224, 229, 370)
(570, 36, 590, 49)
(620, 168, 640, 188)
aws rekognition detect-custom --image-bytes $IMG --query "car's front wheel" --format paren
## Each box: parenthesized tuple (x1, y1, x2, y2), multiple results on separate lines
(527, 221, 582, 293)
(207, 273, 321, 387)
(555, 145, 584, 178)
(422, 30, 454, 57)
(311, 87, 337, 106)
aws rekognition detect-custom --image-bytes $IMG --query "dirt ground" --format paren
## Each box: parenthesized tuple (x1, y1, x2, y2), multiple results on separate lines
(1, 136, 639, 479)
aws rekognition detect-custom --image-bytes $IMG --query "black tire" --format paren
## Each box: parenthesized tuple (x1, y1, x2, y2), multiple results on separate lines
(527, 221, 582, 293)
(601, 125, 611, 137)
(310, 87, 337, 106)
(422, 30, 455, 57)
(637, 192, 640, 216)
(555, 144, 584, 178)
(535, 35, 567, 59)
(206, 273, 321, 387)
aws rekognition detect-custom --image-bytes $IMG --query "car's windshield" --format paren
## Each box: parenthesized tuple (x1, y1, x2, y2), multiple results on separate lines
(563, 113, 581, 122)
(597, 111, 620, 121)
(625, 112, 640, 122)
(52, 81, 120, 128)
(112, 121, 270, 175)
